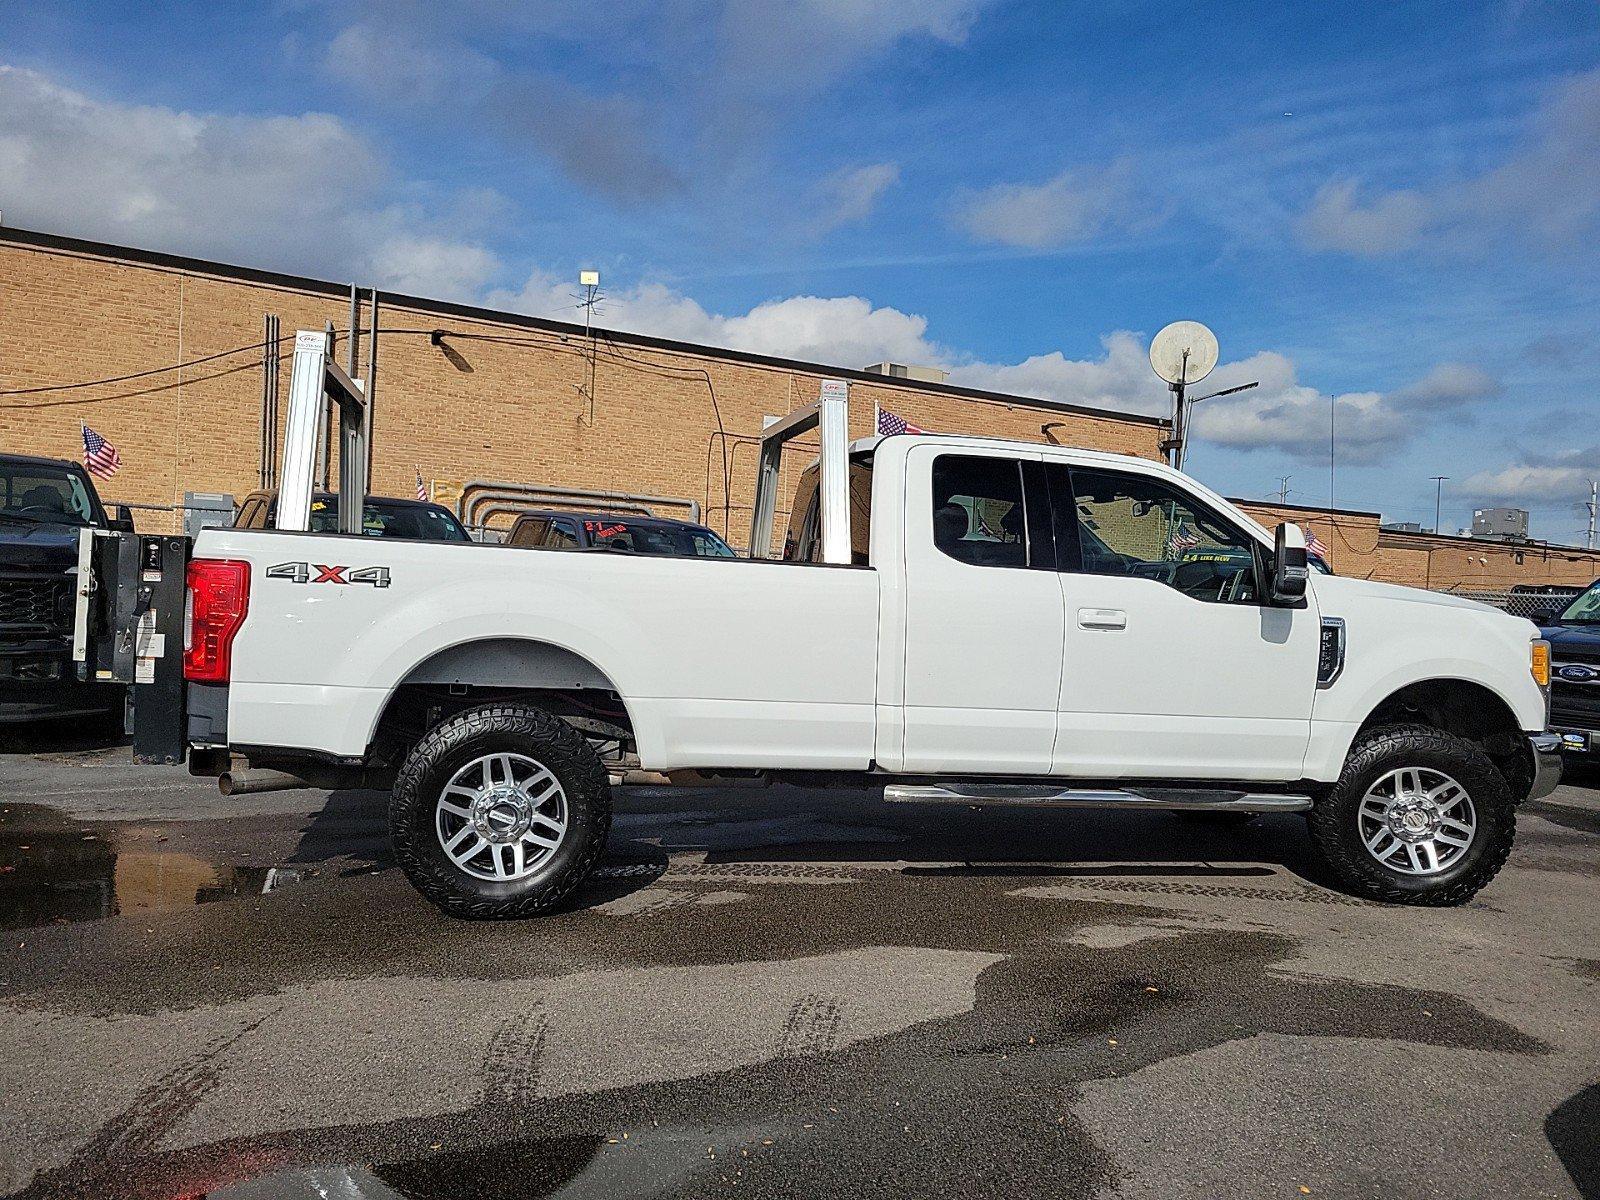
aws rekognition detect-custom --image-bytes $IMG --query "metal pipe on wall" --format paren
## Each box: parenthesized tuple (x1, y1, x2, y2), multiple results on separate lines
(364, 288, 378, 482)
(456, 480, 702, 527)
(264, 314, 281, 488)
(259, 314, 272, 489)
(317, 320, 335, 489)
(347, 283, 359, 378)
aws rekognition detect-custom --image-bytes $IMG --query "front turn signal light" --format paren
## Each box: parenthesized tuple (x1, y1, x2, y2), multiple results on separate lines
(1531, 640, 1551, 688)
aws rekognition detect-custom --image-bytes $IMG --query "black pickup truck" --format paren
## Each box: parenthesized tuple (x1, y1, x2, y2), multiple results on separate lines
(0, 452, 130, 725)
(1537, 579, 1600, 755)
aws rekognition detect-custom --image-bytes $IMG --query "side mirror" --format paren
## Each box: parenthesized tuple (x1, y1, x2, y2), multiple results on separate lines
(1528, 605, 1561, 627)
(111, 505, 136, 533)
(1271, 523, 1309, 605)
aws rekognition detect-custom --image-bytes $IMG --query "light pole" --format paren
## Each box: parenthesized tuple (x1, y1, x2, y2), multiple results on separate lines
(1431, 475, 1448, 534)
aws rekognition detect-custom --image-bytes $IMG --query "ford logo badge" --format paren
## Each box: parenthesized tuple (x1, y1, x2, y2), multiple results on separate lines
(1555, 663, 1600, 683)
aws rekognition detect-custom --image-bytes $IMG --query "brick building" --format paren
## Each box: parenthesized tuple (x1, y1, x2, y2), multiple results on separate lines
(0, 227, 1161, 546)
(3, 225, 1597, 591)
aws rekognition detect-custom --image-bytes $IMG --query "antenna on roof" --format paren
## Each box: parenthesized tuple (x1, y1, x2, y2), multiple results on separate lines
(576, 270, 603, 424)
(1150, 321, 1256, 471)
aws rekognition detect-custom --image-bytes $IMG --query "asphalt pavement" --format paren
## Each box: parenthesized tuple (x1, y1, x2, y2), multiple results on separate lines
(1, 724, 1596, 1200)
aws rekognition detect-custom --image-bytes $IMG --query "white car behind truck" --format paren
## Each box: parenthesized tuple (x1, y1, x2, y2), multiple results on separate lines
(133, 417, 1560, 917)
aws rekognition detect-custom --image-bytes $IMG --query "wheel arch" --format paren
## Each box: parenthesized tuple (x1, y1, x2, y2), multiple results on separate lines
(1352, 677, 1531, 797)
(365, 636, 643, 766)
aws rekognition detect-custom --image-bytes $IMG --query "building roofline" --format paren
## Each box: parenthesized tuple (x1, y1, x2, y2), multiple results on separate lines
(0, 224, 1165, 427)
(1228, 496, 1383, 519)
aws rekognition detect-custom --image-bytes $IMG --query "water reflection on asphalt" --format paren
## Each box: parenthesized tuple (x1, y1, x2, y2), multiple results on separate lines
(0, 804, 314, 929)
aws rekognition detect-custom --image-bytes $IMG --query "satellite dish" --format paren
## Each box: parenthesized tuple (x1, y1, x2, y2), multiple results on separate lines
(1149, 321, 1219, 387)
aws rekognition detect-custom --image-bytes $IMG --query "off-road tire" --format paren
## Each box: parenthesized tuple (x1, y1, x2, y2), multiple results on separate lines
(1308, 723, 1515, 906)
(391, 703, 611, 919)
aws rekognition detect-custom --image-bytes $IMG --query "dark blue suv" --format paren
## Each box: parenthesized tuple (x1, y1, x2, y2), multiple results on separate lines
(1538, 580, 1600, 754)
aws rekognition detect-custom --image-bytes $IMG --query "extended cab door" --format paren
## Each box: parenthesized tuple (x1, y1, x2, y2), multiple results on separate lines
(900, 445, 1063, 773)
(1050, 462, 1318, 780)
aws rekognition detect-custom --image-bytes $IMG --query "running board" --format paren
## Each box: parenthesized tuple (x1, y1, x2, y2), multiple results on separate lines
(882, 783, 1312, 813)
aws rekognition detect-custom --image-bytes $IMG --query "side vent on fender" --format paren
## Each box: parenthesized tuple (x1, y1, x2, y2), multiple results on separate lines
(1318, 617, 1346, 689)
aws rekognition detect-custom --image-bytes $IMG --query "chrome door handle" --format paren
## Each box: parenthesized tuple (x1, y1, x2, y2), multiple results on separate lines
(1077, 607, 1127, 630)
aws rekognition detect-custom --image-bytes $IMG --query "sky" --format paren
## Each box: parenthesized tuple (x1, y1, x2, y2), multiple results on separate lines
(2, 0, 1598, 541)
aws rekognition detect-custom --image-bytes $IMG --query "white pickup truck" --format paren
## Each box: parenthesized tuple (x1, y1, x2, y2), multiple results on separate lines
(161, 425, 1559, 916)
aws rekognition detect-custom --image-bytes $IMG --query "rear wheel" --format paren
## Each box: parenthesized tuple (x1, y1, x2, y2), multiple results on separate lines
(1308, 723, 1514, 906)
(391, 703, 611, 918)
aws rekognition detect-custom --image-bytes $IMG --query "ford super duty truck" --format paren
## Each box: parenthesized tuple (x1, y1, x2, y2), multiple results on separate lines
(86, 344, 1560, 918)
(101, 414, 1557, 919)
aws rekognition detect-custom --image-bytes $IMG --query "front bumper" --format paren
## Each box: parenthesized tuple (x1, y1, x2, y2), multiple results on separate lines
(1526, 732, 1564, 801)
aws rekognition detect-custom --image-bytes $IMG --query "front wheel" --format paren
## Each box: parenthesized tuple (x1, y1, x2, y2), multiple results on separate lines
(391, 703, 612, 918)
(1307, 723, 1515, 906)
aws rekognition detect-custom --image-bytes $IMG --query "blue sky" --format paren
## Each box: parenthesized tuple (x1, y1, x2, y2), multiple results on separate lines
(3, 0, 1598, 541)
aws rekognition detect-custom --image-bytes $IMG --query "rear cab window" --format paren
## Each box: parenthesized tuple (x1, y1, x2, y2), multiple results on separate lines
(931, 455, 1029, 568)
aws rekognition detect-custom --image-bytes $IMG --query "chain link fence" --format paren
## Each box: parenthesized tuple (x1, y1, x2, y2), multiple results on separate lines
(1439, 587, 1584, 620)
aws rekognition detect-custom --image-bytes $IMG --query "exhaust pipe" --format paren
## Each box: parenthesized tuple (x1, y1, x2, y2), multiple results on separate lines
(218, 766, 316, 796)
(217, 754, 371, 796)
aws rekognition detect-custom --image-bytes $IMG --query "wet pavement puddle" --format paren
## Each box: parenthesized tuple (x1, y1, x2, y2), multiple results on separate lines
(0, 804, 314, 930)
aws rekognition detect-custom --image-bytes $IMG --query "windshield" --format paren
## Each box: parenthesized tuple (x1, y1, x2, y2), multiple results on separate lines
(0, 461, 103, 527)
(308, 498, 470, 541)
(582, 519, 735, 557)
(1556, 582, 1600, 624)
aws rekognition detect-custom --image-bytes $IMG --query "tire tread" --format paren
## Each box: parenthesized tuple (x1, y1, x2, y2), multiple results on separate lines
(1308, 722, 1515, 907)
(390, 703, 611, 919)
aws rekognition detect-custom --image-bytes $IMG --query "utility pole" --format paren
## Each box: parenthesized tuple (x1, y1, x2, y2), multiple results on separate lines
(1272, 475, 1294, 505)
(1586, 480, 1597, 551)
(577, 270, 602, 424)
(1431, 476, 1448, 534)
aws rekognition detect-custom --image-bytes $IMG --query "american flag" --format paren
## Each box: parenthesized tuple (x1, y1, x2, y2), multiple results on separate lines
(415, 467, 428, 502)
(1307, 528, 1330, 559)
(877, 408, 924, 436)
(81, 423, 121, 480)
(1166, 523, 1201, 558)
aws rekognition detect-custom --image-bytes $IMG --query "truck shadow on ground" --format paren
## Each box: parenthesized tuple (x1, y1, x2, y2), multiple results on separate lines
(286, 784, 1342, 914)
(1546, 1083, 1600, 1199)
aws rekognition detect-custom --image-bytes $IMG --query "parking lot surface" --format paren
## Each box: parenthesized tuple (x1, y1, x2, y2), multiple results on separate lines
(1, 730, 1596, 1199)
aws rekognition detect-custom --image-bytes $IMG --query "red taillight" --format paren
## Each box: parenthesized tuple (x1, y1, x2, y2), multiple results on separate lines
(184, 559, 250, 682)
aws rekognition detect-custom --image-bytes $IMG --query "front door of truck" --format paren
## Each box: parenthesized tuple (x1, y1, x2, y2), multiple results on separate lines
(1049, 462, 1318, 780)
(899, 445, 1063, 773)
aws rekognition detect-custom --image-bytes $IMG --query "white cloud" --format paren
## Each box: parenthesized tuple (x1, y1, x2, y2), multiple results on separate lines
(945, 332, 1166, 413)
(366, 234, 502, 299)
(0, 64, 502, 298)
(1461, 445, 1600, 506)
(488, 273, 1488, 466)
(715, 0, 998, 98)
(324, 21, 495, 101)
(1190, 355, 1496, 462)
(1296, 179, 1432, 256)
(1297, 67, 1600, 256)
(489, 272, 946, 367)
(807, 162, 900, 235)
(955, 159, 1160, 250)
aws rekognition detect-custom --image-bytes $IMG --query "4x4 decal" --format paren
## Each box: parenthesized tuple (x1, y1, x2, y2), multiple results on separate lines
(266, 561, 391, 587)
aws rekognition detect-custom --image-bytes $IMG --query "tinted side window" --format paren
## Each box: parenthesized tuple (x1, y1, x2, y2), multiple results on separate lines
(548, 520, 579, 549)
(931, 455, 1028, 568)
(1068, 466, 1258, 603)
(508, 518, 550, 548)
(234, 498, 262, 528)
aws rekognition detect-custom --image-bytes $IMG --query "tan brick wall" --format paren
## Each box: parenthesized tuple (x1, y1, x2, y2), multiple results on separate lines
(0, 237, 1163, 545)
(1237, 502, 1600, 591)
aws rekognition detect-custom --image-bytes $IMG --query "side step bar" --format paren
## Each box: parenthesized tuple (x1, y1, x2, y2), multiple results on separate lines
(882, 783, 1312, 813)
